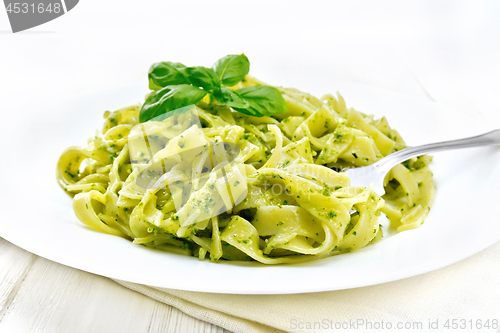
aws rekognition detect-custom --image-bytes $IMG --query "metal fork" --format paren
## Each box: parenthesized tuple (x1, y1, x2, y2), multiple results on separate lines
(345, 129, 500, 195)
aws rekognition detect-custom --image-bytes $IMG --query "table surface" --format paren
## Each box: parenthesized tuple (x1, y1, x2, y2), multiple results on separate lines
(0, 238, 230, 333)
(1, 1, 499, 332)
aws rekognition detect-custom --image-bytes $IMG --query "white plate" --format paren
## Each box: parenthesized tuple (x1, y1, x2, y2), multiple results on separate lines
(1, 80, 499, 294)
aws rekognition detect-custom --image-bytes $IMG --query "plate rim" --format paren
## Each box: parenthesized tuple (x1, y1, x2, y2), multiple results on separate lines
(1, 80, 499, 295)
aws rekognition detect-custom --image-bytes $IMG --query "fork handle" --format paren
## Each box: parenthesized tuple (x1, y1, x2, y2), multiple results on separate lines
(374, 129, 500, 173)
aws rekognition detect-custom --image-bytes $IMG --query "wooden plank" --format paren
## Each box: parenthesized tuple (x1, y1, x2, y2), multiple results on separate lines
(0, 238, 37, 321)
(0, 240, 230, 333)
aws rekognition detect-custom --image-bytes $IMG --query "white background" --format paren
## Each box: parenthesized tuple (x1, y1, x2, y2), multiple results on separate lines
(1, 1, 499, 332)
(1, 0, 499, 121)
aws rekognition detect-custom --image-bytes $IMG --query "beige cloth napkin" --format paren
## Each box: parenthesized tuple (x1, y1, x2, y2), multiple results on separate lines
(115, 240, 500, 333)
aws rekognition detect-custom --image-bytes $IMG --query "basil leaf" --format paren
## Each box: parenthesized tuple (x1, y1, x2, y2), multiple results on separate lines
(148, 80, 164, 91)
(139, 84, 207, 123)
(181, 66, 220, 91)
(213, 87, 249, 109)
(212, 54, 250, 86)
(233, 86, 288, 117)
(148, 62, 188, 90)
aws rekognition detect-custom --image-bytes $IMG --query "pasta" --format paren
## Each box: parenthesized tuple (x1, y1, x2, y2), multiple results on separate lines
(57, 75, 435, 264)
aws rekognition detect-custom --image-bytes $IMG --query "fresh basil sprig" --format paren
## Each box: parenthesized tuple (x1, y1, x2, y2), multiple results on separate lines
(140, 54, 288, 122)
